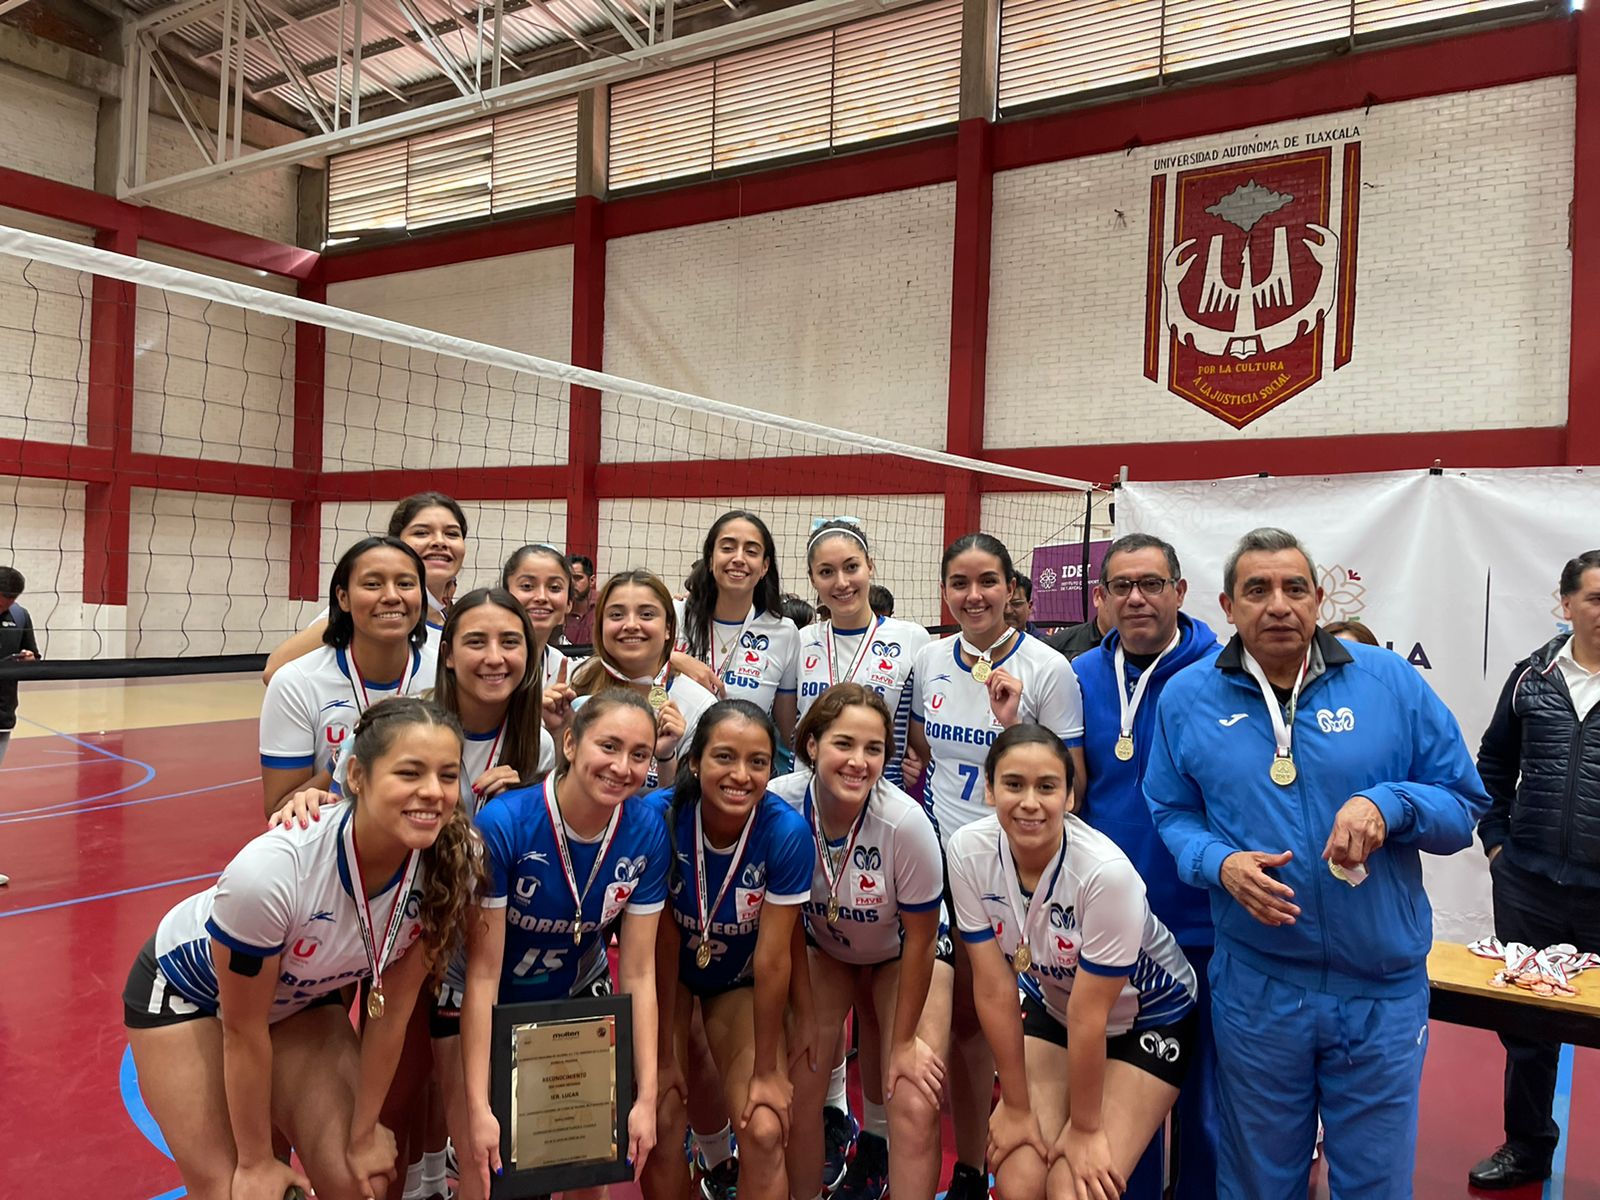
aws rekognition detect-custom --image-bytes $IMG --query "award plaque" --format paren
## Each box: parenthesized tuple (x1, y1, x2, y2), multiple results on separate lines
(490, 995, 634, 1198)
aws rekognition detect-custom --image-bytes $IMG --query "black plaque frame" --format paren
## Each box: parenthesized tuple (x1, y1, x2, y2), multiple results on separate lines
(490, 994, 634, 1198)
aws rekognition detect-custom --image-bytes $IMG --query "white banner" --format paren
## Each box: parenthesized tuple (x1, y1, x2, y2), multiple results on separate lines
(1116, 467, 1598, 940)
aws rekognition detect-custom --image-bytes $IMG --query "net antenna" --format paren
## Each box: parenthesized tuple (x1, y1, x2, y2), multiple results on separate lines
(0, 221, 1107, 678)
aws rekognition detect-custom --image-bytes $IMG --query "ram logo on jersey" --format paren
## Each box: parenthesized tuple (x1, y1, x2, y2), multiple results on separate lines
(403, 890, 423, 919)
(853, 847, 883, 871)
(741, 632, 771, 652)
(615, 855, 648, 883)
(871, 641, 902, 658)
(740, 863, 766, 889)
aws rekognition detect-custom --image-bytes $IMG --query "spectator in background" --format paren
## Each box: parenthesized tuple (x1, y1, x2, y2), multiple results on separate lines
(1005, 574, 1037, 635)
(1, 565, 41, 888)
(563, 554, 595, 647)
(1144, 526, 1488, 1200)
(869, 584, 894, 618)
(781, 592, 815, 630)
(1046, 582, 1113, 660)
(1325, 620, 1379, 647)
(1470, 549, 1600, 1191)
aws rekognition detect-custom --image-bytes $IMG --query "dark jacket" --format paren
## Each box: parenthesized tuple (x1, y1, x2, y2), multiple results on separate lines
(1045, 619, 1107, 661)
(1477, 635, 1600, 887)
(1, 601, 39, 731)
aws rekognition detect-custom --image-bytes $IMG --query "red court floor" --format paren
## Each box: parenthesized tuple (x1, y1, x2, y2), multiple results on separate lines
(1, 700, 1596, 1199)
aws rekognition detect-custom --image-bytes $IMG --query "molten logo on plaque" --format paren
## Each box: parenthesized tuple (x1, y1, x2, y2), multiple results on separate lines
(1144, 144, 1361, 427)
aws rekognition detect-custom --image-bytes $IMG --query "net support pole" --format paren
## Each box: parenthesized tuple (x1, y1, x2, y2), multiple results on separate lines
(567, 191, 605, 559)
(942, 111, 994, 617)
(291, 273, 327, 601)
(84, 225, 138, 607)
(1568, 0, 1600, 466)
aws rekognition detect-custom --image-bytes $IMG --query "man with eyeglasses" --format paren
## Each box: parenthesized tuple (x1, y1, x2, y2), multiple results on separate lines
(1004, 574, 1037, 635)
(1071, 533, 1221, 1200)
(1143, 527, 1488, 1200)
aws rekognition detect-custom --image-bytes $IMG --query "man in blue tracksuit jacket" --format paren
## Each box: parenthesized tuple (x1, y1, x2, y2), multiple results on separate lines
(1075, 533, 1220, 1200)
(1143, 528, 1488, 1200)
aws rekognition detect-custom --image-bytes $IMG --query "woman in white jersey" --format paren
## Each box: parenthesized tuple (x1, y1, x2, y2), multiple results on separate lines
(770, 684, 950, 1200)
(260, 536, 436, 817)
(262, 491, 468, 684)
(905, 532, 1086, 1200)
(501, 542, 577, 689)
(949, 725, 1197, 1200)
(572, 569, 717, 790)
(677, 510, 799, 742)
(122, 698, 481, 1200)
(798, 518, 930, 787)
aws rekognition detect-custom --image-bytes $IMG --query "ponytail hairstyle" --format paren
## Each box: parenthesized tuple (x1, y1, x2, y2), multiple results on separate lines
(669, 698, 778, 820)
(557, 689, 657, 783)
(387, 491, 469, 540)
(571, 569, 678, 697)
(346, 697, 485, 976)
(982, 722, 1076, 792)
(323, 536, 430, 653)
(501, 543, 574, 591)
(805, 517, 872, 568)
(681, 511, 784, 661)
(433, 588, 544, 781)
(941, 532, 1017, 588)
(793, 682, 895, 771)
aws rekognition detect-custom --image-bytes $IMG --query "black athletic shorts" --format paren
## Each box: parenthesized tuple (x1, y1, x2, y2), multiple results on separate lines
(122, 936, 344, 1029)
(1020, 994, 1197, 1089)
(431, 969, 612, 1039)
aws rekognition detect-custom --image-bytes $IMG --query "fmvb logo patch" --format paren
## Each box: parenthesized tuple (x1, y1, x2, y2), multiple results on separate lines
(1145, 139, 1361, 427)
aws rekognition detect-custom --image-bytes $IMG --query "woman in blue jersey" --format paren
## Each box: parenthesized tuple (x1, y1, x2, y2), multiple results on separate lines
(123, 698, 481, 1200)
(263, 491, 469, 683)
(677, 511, 799, 743)
(501, 542, 576, 689)
(643, 700, 814, 1200)
(572, 570, 718, 789)
(950, 725, 1196, 1200)
(905, 532, 1087, 1200)
(798, 519, 930, 787)
(260, 536, 436, 817)
(771, 684, 950, 1200)
(460, 690, 670, 1200)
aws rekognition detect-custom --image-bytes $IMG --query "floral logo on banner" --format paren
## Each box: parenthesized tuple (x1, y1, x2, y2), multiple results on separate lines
(1318, 565, 1366, 624)
(1143, 133, 1361, 427)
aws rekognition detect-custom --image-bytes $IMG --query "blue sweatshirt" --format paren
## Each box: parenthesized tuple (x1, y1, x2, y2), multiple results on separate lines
(1077, 613, 1221, 949)
(1143, 630, 1489, 998)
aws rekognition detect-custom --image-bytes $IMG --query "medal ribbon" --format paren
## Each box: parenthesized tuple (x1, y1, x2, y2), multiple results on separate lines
(957, 626, 1017, 673)
(1113, 630, 1181, 742)
(468, 721, 507, 803)
(545, 779, 623, 941)
(348, 646, 415, 712)
(996, 823, 1069, 971)
(824, 616, 882, 686)
(601, 656, 671, 692)
(693, 801, 758, 958)
(712, 606, 760, 681)
(344, 810, 422, 1000)
(1241, 647, 1311, 764)
(804, 778, 871, 916)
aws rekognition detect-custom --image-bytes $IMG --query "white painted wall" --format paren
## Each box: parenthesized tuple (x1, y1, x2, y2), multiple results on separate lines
(986, 78, 1575, 448)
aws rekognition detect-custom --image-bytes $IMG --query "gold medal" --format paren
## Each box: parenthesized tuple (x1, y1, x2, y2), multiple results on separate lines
(648, 684, 669, 711)
(1270, 755, 1297, 786)
(573, 912, 583, 945)
(1013, 943, 1032, 973)
(367, 986, 386, 1020)
(695, 941, 713, 970)
(971, 659, 992, 684)
(827, 897, 840, 924)
(1114, 734, 1134, 761)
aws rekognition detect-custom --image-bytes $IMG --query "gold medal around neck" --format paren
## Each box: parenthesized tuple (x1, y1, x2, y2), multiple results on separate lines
(972, 660, 993, 684)
(827, 897, 840, 924)
(367, 987, 386, 1021)
(1013, 943, 1032, 973)
(1114, 734, 1135, 761)
(1270, 755, 1298, 786)
(573, 914, 583, 945)
(648, 684, 669, 711)
(695, 941, 713, 970)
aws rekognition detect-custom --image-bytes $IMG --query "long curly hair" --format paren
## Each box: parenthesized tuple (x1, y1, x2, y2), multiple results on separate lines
(347, 697, 487, 977)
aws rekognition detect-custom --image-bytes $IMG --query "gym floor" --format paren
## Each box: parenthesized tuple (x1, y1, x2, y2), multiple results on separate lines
(0, 677, 1594, 1199)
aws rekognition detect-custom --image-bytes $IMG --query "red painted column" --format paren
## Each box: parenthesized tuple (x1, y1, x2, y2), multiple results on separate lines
(84, 224, 138, 606)
(1569, 9, 1600, 465)
(943, 116, 994, 556)
(567, 193, 605, 559)
(291, 271, 326, 601)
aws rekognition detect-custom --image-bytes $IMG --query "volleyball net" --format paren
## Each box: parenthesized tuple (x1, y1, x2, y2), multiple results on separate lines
(0, 222, 1108, 676)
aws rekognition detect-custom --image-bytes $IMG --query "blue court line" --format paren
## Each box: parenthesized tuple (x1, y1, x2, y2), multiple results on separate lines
(0, 872, 217, 919)
(3, 715, 157, 812)
(120, 1044, 189, 1198)
(0, 775, 257, 824)
(1543, 1043, 1575, 1200)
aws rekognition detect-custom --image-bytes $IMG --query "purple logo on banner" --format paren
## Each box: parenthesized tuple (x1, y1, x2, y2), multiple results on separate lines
(1029, 541, 1112, 623)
